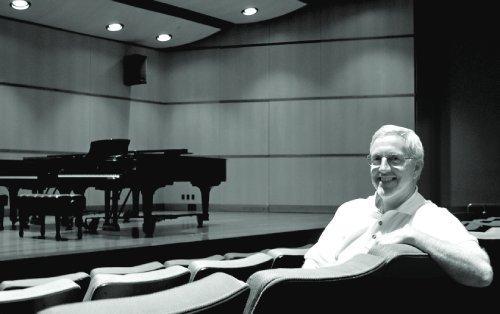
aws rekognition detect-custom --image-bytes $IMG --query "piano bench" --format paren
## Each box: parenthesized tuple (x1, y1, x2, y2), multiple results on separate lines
(0, 194, 7, 231)
(16, 194, 85, 241)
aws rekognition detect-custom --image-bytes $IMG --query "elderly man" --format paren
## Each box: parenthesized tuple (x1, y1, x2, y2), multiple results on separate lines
(303, 124, 493, 287)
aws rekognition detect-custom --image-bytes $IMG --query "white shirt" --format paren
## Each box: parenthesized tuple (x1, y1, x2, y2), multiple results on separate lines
(303, 189, 478, 268)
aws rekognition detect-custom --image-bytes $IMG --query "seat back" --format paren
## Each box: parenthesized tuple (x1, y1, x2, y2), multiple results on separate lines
(0, 279, 80, 313)
(0, 194, 7, 206)
(90, 261, 164, 277)
(0, 272, 90, 300)
(368, 243, 484, 311)
(40, 273, 249, 314)
(164, 254, 224, 267)
(266, 247, 311, 268)
(85, 266, 190, 301)
(244, 254, 386, 313)
(189, 252, 273, 282)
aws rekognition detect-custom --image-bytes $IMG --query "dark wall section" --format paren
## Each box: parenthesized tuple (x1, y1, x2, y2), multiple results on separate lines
(415, 2, 499, 211)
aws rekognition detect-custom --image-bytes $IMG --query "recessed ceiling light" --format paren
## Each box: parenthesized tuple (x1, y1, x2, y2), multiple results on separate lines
(156, 34, 172, 42)
(241, 7, 258, 16)
(10, 0, 31, 10)
(106, 23, 124, 32)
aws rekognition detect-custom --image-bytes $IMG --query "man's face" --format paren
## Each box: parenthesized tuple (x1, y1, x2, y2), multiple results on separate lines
(369, 135, 419, 205)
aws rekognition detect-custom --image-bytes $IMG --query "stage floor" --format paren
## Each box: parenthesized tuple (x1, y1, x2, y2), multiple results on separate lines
(0, 211, 331, 280)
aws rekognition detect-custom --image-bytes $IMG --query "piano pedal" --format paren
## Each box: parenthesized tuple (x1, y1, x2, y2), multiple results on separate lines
(84, 218, 100, 234)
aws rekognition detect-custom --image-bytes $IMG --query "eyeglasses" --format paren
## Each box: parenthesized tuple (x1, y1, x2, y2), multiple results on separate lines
(366, 154, 413, 166)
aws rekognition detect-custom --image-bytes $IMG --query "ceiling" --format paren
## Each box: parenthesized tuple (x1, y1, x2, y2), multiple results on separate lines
(0, 0, 314, 49)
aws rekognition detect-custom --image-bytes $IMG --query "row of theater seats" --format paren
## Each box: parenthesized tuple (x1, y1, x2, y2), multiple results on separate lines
(0, 243, 478, 313)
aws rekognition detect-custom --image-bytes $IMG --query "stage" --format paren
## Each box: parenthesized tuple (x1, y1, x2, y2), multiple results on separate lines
(0, 211, 331, 282)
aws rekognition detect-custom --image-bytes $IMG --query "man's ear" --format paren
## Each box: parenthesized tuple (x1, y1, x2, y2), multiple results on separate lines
(413, 161, 423, 179)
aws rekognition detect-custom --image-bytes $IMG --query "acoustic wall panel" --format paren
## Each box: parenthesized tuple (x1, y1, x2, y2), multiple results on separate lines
(218, 158, 269, 206)
(159, 49, 220, 102)
(320, 157, 373, 207)
(320, 38, 414, 96)
(219, 46, 269, 100)
(89, 98, 130, 142)
(0, 19, 91, 93)
(320, 97, 414, 154)
(0, 85, 90, 152)
(269, 157, 322, 205)
(321, 0, 414, 39)
(268, 43, 322, 99)
(218, 102, 269, 155)
(128, 102, 161, 150)
(268, 4, 322, 43)
(89, 39, 130, 98)
(161, 103, 220, 155)
(270, 100, 321, 155)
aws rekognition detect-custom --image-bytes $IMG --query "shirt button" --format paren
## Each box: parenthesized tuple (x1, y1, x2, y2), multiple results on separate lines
(378, 221, 383, 226)
(372, 234, 377, 239)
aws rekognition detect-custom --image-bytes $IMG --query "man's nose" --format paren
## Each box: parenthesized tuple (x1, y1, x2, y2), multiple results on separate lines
(379, 157, 391, 171)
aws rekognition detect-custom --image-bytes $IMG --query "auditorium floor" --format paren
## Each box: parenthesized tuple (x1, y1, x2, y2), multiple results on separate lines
(0, 211, 331, 280)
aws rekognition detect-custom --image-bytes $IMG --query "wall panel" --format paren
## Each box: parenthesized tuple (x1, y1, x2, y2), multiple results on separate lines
(270, 100, 321, 154)
(268, 43, 322, 99)
(321, 0, 413, 39)
(218, 158, 268, 206)
(269, 158, 322, 206)
(89, 98, 130, 142)
(321, 157, 373, 207)
(219, 46, 269, 100)
(320, 38, 414, 96)
(320, 97, 414, 154)
(0, 19, 91, 92)
(218, 102, 269, 155)
(0, 85, 90, 152)
(161, 103, 220, 155)
(159, 50, 220, 102)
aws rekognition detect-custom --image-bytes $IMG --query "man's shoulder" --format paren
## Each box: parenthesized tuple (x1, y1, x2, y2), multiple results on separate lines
(336, 195, 374, 214)
(415, 199, 456, 219)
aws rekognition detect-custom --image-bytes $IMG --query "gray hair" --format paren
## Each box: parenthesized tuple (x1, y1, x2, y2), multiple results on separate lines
(370, 125, 425, 168)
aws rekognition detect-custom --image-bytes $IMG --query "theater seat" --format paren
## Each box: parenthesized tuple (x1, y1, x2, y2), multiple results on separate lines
(164, 254, 225, 267)
(243, 253, 385, 313)
(89, 261, 164, 277)
(223, 244, 312, 261)
(0, 278, 80, 313)
(367, 243, 479, 310)
(40, 273, 249, 314)
(0, 272, 90, 291)
(189, 252, 274, 282)
(267, 245, 312, 268)
(84, 266, 190, 301)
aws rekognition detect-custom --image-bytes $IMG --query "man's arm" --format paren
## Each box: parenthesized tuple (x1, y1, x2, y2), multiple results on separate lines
(376, 226, 493, 287)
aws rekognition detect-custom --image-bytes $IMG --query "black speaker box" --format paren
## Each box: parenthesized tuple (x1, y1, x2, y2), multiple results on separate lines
(123, 54, 147, 86)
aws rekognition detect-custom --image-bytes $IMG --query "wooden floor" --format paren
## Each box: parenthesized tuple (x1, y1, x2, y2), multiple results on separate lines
(0, 211, 331, 281)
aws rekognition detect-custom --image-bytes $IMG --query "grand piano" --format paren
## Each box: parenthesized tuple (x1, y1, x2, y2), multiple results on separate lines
(0, 139, 226, 237)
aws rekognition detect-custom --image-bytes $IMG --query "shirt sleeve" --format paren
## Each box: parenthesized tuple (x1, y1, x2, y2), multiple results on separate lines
(412, 204, 478, 245)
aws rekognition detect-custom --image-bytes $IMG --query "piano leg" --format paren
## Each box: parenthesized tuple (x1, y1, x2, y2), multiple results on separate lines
(194, 184, 212, 227)
(104, 189, 111, 225)
(141, 188, 155, 237)
(8, 187, 20, 230)
(123, 188, 140, 223)
(103, 189, 120, 231)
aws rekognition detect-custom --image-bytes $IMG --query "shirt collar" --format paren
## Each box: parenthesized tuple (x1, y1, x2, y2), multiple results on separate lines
(371, 188, 426, 216)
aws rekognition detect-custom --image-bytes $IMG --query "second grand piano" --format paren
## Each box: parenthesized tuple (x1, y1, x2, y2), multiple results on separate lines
(0, 139, 226, 237)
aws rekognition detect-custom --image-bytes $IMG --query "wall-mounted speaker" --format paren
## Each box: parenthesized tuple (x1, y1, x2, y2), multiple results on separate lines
(123, 54, 147, 86)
